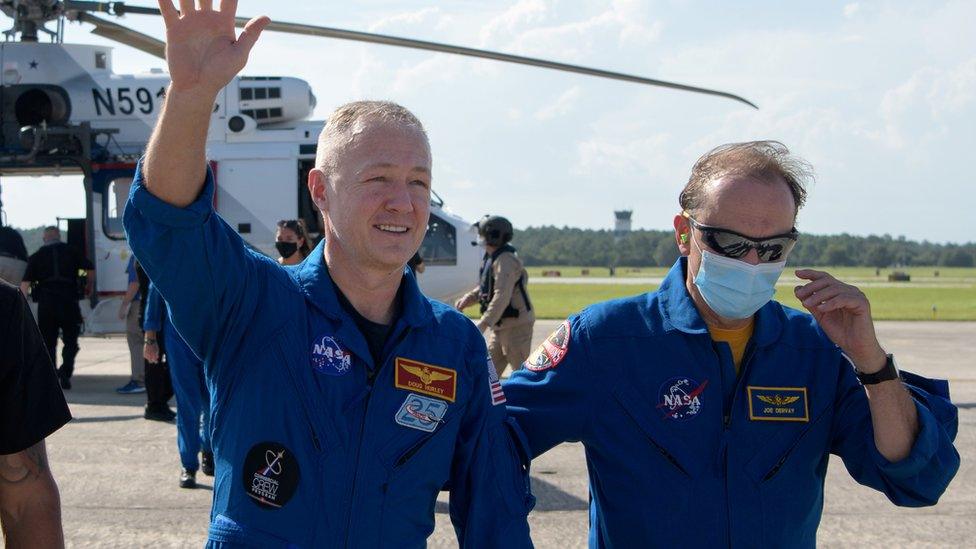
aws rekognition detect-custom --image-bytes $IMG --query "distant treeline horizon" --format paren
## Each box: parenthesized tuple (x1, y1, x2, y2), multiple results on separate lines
(513, 226, 976, 268)
(12, 224, 975, 268)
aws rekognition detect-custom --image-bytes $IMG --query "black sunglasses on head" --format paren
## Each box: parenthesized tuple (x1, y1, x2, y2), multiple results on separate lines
(683, 212, 798, 263)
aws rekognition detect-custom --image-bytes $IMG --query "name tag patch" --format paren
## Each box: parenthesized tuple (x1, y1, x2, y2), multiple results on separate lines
(395, 394, 448, 432)
(394, 357, 457, 402)
(748, 386, 809, 422)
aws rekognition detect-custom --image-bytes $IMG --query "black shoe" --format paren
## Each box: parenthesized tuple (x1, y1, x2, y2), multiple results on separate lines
(144, 406, 176, 423)
(201, 451, 215, 477)
(59, 376, 71, 390)
(180, 468, 197, 489)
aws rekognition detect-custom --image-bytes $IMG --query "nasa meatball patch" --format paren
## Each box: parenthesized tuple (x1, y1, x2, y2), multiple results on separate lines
(243, 442, 300, 510)
(656, 377, 708, 421)
(524, 320, 571, 372)
(310, 334, 352, 376)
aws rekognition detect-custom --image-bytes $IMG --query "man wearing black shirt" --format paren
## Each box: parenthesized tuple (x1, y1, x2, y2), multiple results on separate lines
(0, 280, 72, 547)
(20, 227, 94, 389)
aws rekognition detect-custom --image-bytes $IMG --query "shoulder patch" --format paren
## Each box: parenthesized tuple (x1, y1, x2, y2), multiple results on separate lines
(524, 320, 571, 372)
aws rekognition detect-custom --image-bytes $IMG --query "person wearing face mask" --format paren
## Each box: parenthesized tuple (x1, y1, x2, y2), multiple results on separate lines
(275, 219, 312, 266)
(503, 141, 959, 548)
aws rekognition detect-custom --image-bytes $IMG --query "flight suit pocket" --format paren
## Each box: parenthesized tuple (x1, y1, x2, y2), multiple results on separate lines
(207, 514, 299, 548)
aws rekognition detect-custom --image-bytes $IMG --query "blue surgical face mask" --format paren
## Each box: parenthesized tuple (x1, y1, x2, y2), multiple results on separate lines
(692, 236, 786, 320)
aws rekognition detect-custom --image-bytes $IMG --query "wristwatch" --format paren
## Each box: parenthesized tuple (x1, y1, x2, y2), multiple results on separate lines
(855, 353, 900, 385)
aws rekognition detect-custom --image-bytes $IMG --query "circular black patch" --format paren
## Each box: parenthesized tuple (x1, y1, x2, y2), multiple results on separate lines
(242, 442, 300, 510)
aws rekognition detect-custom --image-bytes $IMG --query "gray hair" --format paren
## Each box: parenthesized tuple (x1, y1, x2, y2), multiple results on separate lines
(314, 100, 428, 174)
(679, 140, 813, 218)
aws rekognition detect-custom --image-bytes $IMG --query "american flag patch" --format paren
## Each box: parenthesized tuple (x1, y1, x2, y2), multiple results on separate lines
(487, 355, 506, 405)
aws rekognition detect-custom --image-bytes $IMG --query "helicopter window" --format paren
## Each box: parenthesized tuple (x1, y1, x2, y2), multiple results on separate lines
(255, 88, 267, 100)
(102, 178, 132, 240)
(241, 109, 254, 118)
(269, 87, 281, 99)
(270, 108, 283, 118)
(240, 88, 253, 100)
(419, 213, 457, 266)
(255, 109, 269, 120)
(95, 52, 107, 69)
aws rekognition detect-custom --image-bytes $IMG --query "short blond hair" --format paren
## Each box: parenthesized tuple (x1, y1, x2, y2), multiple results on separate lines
(314, 100, 428, 174)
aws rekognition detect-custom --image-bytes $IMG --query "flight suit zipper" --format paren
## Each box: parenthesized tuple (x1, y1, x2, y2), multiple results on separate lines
(721, 342, 756, 549)
(343, 327, 411, 548)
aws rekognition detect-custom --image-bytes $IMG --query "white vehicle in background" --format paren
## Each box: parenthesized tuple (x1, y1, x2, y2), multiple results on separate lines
(0, 1, 753, 334)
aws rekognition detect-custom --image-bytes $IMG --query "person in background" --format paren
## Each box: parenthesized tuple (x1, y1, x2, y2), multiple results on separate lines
(455, 216, 534, 378)
(115, 256, 146, 394)
(20, 226, 94, 390)
(134, 261, 175, 422)
(275, 219, 312, 266)
(143, 282, 212, 488)
(1, 280, 71, 548)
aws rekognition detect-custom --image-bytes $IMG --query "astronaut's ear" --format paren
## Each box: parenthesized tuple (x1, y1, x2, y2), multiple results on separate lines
(308, 168, 329, 212)
(680, 233, 689, 243)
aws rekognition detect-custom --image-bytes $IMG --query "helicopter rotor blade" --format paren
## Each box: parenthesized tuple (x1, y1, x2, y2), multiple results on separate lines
(75, 12, 165, 59)
(64, 3, 756, 108)
(236, 18, 757, 109)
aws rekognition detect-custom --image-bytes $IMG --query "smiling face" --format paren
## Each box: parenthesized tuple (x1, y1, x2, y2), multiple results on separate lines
(309, 119, 432, 274)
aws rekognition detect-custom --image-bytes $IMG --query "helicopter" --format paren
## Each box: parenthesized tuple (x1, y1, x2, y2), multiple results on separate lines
(0, 0, 755, 334)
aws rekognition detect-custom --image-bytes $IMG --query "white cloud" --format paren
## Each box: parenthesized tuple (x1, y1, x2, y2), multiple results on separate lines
(843, 3, 860, 18)
(534, 86, 582, 120)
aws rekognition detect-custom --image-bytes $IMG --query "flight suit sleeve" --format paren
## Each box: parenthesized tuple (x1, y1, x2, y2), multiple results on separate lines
(448, 326, 534, 548)
(122, 160, 266, 366)
(142, 282, 164, 333)
(503, 315, 602, 458)
(477, 254, 521, 331)
(829, 355, 960, 506)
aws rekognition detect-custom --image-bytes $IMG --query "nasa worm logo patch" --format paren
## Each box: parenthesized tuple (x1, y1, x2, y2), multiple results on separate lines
(310, 334, 352, 376)
(243, 442, 300, 510)
(656, 377, 708, 421)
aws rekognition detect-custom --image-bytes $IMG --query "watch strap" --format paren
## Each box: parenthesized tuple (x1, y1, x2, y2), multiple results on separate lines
(855, 353, 899, 385)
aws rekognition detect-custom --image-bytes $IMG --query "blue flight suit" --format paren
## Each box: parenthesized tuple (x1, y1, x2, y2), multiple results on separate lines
(123, 163, 534, 548)
(504, 257, 959, 548)
(144, 281, 212, 472)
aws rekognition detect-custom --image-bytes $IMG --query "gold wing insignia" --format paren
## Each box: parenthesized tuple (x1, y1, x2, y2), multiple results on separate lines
(758, 394, 801, 406)
(427, 370, 452, 383)
(403, 364, 425, 379)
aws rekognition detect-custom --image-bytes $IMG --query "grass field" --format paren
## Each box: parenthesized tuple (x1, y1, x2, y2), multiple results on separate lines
(470, 266, 976, 320)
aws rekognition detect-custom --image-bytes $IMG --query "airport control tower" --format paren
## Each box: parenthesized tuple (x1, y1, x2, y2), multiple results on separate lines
(614, 210, 633, 236)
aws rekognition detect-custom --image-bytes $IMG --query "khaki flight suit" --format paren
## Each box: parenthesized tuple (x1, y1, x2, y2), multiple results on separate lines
(463, 250, 535, 378)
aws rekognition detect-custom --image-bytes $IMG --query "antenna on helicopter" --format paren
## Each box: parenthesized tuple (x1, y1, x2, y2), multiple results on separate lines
(4, 0, 758, 108)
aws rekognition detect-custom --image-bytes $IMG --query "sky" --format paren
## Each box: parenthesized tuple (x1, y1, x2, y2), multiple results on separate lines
(1, 0, 973, 243)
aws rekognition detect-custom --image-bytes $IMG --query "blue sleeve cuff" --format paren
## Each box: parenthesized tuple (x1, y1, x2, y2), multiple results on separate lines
(127, 158, 216, 230)
(869, 398, 939, 478)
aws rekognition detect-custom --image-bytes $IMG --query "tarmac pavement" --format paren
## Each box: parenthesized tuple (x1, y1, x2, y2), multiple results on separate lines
(34, 321, 976, 548)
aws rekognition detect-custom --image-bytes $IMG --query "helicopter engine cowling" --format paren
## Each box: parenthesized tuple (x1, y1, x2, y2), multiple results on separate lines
(234, 76, 315, 126)
(1, 84, 71, 152)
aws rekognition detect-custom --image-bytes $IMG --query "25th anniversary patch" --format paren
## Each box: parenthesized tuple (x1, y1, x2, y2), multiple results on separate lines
(243, 442, 300, 510)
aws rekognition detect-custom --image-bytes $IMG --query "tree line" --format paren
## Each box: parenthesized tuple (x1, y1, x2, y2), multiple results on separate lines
(512, 226, 976, 268)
